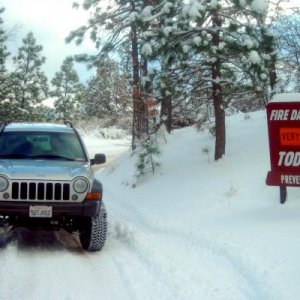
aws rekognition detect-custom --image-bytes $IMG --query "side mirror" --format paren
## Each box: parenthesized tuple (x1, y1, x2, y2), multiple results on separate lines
(91, 153, 106, 165)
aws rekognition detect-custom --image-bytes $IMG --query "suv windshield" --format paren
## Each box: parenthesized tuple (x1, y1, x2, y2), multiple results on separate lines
(0, 131, 87, 161)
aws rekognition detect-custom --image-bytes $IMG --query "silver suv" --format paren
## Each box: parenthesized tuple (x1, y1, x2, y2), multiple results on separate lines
(0, 122, 107, 251)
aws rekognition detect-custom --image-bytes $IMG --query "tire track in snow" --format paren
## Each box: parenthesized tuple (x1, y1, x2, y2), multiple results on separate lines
(110, 218, 269, 300)
(106, 187, 279, 300)
(109, 239, 178, 300)
(0, 228, 133, 300)
(104, 215, 179, 299)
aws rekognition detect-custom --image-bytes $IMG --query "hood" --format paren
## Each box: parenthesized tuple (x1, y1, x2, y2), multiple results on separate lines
(0, 159, 93, 181)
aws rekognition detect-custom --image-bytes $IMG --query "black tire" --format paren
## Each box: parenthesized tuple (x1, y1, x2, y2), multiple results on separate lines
(79, 202, 107, 251)
(280, 186, 287, 204)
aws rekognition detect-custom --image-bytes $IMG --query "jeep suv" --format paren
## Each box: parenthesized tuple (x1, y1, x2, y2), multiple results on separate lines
(0, 122, 107, 251)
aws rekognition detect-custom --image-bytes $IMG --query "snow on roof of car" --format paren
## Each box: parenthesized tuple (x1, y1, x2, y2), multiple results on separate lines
(271, 93, 300, 103)
(3, 122, 74, 133)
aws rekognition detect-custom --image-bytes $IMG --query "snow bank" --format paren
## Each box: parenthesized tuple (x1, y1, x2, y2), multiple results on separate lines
(271, 93, 300, 103)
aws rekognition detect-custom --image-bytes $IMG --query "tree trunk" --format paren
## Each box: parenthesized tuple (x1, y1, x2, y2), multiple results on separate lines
(212, 9, 225, 161)
(160, 58, 172, 133)
(160, 95, 172, 133)
(269, 54, 277, 99)
(131, 22, 145, 149)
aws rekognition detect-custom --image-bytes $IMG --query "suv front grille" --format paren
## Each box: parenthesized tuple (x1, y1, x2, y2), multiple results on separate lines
(11, 181, 71, 201)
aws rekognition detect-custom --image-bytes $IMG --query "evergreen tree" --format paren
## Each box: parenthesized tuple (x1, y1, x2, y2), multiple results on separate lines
(11, 32, 48, 110)
(84, 59, 131, 121)
(67, 0, 151, 148)
(51, 57, 84, 121)
(0, 7, 10, 99)
(139, 0, 273, 160)
(0, 14, 48, 122)
(273, 13, 300, 92)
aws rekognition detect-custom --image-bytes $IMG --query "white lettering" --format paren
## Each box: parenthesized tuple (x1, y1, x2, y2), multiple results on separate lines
(284, 109, 290, 120)
(294, 153, 300, 166)
(291, 110, 300, 120)
(285, 152, 294, 166)
(270, 109, 290, 120)
(270, 110, 277, 120)
(281, 174, 300, 184)
(278, 151, 286, 166)
(278, 151, 300, 167)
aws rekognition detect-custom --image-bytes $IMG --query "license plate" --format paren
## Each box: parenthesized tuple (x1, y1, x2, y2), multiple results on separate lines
(29, 206, 52, 218)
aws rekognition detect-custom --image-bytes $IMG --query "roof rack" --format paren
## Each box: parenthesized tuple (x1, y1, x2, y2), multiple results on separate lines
(64, 121, 74, 128)
(0, 121, 10, 133)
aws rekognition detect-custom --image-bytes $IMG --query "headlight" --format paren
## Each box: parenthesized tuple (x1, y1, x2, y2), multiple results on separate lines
(0, 176, 8, 192)
(73, 177, 89, 194)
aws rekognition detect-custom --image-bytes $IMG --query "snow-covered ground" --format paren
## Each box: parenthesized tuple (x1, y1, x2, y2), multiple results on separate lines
(1, 110, 300, 300)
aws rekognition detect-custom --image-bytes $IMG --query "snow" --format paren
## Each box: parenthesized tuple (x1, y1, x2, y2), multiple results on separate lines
(271, 93, 300, 103)
(249, 50, 261, 65)
(140, 6, 153, 18)
(163, 26, 173, 37)
(141, 43, 153, 56)
(210, 0, 218, 9)
(2, 110, 300, 299)
(183, 0, 205, 19)
(243, 38, 254, 49)
(239, 0, 247, 8)
(260, 73, 268, 81)
(251, 0, 267, 15)
(182, 44, 190, 53)
(162, 2, 173, 14)
(194, 36, 202, 46)
(129, 12, 138, 22)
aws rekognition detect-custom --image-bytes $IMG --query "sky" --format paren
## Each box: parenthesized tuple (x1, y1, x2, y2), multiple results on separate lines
(0, 0, 298, 85)
(0, 0, 95, 83)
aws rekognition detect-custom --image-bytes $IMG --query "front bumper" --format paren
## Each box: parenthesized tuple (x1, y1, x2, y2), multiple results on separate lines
(0, 200, 100, 218)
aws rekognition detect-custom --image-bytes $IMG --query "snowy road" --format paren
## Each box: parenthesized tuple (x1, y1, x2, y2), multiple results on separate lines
(0, 188, 274, 300)
(103, 185, 277, 300)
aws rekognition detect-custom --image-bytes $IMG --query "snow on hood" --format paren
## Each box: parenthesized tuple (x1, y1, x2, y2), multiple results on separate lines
(0, 159, 92, 181)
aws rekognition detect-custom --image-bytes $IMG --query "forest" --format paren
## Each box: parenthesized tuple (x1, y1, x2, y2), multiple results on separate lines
(0, 0, 299, 163)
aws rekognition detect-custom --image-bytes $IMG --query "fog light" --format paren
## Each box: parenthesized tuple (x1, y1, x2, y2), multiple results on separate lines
(72, 194, 78, 200)
(3, 192, 9, 199)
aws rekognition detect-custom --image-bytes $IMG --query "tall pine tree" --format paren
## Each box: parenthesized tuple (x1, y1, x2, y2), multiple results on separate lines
(139, 0, 273, 160)
(67, 0, 150, 148)
(51, 57, 84, 121)
(0, 7, 10, 98)
(11, 32, 48, 110)
(84, 59, 131, 121)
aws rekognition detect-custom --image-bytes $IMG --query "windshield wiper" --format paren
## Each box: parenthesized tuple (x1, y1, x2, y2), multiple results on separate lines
(0, 153, 32, 159)
(0, 153, 85, 161)
(31, 154, 85, 161)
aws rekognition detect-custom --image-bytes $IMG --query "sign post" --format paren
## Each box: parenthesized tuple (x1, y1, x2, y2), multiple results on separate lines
(266, 93, 300, 203)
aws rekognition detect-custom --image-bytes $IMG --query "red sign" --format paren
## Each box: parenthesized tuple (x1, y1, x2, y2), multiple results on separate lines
(266, 100, 300, 186)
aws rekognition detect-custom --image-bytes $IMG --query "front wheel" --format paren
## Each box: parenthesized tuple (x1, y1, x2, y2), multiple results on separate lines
(79, 202, 107, 251)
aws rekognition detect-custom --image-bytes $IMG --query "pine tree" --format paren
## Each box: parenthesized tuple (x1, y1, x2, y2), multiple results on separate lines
(67, 0, 151, 148)
(84, 59, 131, 122)
(11, 32, 48, 110)
(0, 7, 16, 122)
(51, 57, 84, 121)
(272, 13, 300, 92)
(0, 7, 10, 99)
(139, 0, 273, 160)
